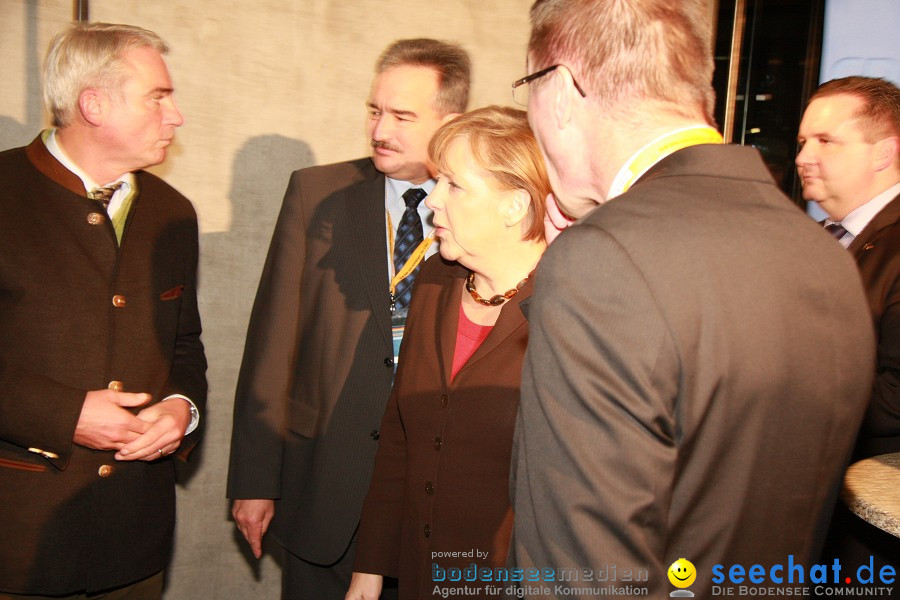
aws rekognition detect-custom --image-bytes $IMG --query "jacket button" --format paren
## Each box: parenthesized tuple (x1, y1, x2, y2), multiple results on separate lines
(384, 357, 394, 367)
(86, 212, 105, 225)
(112, 295, 127, 307)
(433, 437, 442, 450)
(425, 481, 434, 495)
(424, 524, 431, 538)
(98, 465, 113, 478)
(108, 380, 124, 392)
(440, 394, 448, 408)
(370, 430, 380, 441)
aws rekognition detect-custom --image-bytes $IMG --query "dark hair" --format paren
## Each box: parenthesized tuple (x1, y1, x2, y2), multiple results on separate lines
(376, 38, 471, 115)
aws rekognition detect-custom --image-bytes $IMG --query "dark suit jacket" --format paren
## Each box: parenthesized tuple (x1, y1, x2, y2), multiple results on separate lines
(509, 144, 875, 598)
(848, 191, 900, 458)
(227, 158, 397, 565)
(354, 256, 530, 600)
(0, 136, 207, 595)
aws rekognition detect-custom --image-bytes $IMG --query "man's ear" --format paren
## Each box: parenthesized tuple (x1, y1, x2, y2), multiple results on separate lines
(873, 136, 899, 172)
(441, 112, 461, 125)
(552, 66, 577, 131)
(503, 189, 531, 228)
(78, 89, 104, 127)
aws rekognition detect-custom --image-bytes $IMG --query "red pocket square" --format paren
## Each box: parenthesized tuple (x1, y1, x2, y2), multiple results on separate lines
(160, 285, 185, 301)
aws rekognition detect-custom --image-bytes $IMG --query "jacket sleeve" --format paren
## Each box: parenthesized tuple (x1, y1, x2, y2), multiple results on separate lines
(857, 271, 900, 455)
(0, 360, 86, 467)
(164, 212, 208, 457)
(226, 171, 308, 499)
(509, 225, 679, 598)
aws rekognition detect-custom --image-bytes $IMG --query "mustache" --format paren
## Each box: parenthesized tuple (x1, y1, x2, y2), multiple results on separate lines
(372, 140, 401, 152)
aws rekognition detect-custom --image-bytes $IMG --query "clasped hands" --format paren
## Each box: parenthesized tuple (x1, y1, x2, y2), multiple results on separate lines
(73, 388, 191, 461)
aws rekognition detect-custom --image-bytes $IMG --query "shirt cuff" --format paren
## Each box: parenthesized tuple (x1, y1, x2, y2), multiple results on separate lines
(162, 395, 200, 435)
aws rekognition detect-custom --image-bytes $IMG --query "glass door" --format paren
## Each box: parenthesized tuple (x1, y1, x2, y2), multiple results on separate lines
(712, 0, 825, 205)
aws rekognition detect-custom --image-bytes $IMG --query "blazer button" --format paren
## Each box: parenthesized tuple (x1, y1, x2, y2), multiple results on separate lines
(112, 295, 127, 307)
(98, 465, 113, 478)
(425, 481, 434, 495)
(370, 430, 380, 441)
(440, 394, 448, 408)
(433, 437, 442, 450)
(384, 357, 394, 367)
(424, 524, 431, 538)
(108, 380, 124, 392)
(86, 212, 105, 225)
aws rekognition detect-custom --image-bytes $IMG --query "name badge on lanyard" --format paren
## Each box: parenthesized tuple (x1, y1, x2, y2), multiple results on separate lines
(387, 211, 434, 374)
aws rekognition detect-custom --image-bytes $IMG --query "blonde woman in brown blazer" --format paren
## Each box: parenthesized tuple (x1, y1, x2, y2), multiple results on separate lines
(346, 106, 550, 600)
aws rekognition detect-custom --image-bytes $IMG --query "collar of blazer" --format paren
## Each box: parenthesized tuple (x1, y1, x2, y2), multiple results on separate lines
(435, 260, 533, 387)
(26, 134, 87, 196)
(343, 165, 393, 345)
(848, 192, 900, 255)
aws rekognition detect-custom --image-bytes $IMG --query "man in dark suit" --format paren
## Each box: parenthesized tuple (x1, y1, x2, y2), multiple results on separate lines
(508, 1, 875, 598)
(797, 76, 900, 458)
(797, 75, 900, 568)
(0, 23, 206, 599)
(227, 39, 470, 599)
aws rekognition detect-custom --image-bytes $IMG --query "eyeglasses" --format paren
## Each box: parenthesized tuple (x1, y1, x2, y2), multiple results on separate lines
(511, 64, 587, 106)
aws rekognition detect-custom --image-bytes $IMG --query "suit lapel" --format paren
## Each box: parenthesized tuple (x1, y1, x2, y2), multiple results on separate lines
(452, 277, 533, 382)
(345, 168, 392, 345)
(848, 193, 900, 257)
(437, 268, 465, 387)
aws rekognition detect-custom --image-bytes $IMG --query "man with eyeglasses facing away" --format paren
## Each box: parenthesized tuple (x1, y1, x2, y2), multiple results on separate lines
(508, 1, 876, 597)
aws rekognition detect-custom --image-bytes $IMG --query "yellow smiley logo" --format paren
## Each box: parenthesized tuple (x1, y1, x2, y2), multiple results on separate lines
(668, 558, 697, 588)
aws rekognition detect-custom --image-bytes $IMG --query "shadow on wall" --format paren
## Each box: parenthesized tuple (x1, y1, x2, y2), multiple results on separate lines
(1, 1, 45, 152)
(169, 135, 315, 588)
(178, 133, 315, 484)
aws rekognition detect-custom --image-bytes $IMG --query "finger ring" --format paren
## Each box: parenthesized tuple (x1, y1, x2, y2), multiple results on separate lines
(157, 449, 164, 456)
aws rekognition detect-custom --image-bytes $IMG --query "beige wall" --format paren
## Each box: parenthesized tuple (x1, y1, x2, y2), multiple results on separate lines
(0, 1, 531, 598)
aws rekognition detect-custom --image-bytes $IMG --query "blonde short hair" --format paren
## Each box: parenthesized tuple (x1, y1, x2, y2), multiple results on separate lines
(429, 106, 551, 242)
(44, 22, 168, 127)
(529, 0, 715, 123)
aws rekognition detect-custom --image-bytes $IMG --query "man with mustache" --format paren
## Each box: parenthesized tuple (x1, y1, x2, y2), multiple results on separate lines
(227, 38, 469, 599)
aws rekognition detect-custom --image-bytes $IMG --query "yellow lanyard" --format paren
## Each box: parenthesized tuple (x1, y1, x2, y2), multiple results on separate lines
(387, 211, 435, 300)
(607, 126, 724, 199)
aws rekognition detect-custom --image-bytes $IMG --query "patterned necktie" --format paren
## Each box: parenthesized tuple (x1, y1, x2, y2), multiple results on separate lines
(825, 222, 848, 240)
(393, 188, 427, 310)
(88, 181, 124, 210)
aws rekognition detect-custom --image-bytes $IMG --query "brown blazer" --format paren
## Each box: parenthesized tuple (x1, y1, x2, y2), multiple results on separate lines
(848, 191, 900, 458)
(226, 158, 397, 565)
(354, 255, 531, 600)
(0, 136, 207, 595)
